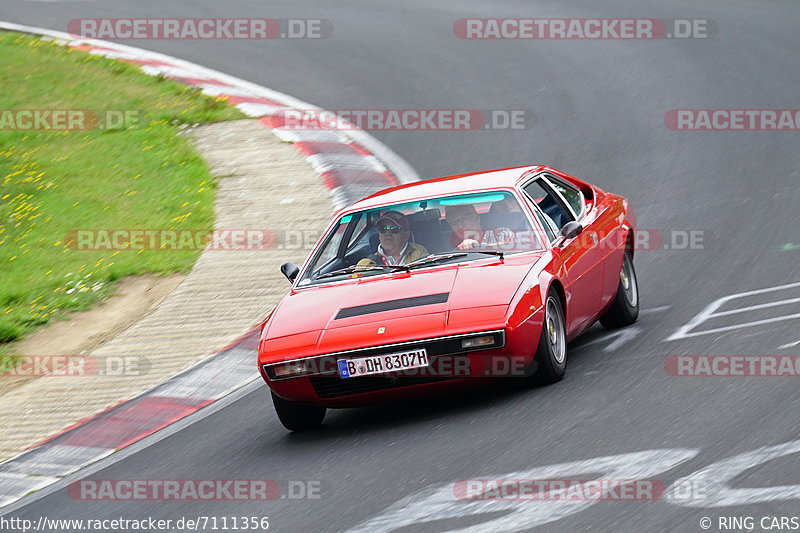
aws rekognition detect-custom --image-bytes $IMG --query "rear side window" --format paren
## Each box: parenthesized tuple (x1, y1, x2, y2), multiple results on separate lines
(522, 179, 575, 230)
(546, 176, 584, 218)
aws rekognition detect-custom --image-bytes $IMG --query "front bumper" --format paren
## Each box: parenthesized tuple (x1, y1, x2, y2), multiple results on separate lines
(259, 328, 540, 407)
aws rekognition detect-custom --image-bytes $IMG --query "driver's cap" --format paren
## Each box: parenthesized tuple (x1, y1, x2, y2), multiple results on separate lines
(376, 210, 409, 229)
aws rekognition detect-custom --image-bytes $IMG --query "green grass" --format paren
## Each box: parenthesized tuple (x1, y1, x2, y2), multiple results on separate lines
(0, 32, 244, 344)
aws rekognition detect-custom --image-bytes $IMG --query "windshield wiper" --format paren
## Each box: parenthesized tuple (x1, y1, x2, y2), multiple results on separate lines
(315, 264, 409, 280)
(467, 250, 505, 259)
(406, 252, 468, 270)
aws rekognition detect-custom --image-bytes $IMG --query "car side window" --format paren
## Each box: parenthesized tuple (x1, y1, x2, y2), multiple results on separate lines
(315, 213, 367, 267)
(344, 214, 369, 252)
(316, 219, 349, 266)
(545, 176, 584, 218)
(522, 178, 575, 230)
(528, 200, 558, 242)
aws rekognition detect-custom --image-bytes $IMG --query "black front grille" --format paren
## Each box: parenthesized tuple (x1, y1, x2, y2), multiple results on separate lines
(310, 376, 454, 398)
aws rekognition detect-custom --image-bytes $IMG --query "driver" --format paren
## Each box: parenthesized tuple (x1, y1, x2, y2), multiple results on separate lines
(356, 210, 429, 267)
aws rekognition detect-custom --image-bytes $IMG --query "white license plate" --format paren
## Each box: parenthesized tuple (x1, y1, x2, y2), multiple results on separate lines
(337, 348, 428, 379)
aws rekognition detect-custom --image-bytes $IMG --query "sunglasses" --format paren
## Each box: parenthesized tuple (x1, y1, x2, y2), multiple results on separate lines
(378, 225, 405, 234)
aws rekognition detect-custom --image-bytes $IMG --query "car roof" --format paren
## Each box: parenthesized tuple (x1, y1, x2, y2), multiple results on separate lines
(346, 164, 546, 212)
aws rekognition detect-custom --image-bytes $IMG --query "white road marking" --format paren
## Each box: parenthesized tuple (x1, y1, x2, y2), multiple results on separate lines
(570, 306, 669, 353)
(139, 64, 211, 80)
(197, 84, 257, 98)
(667, 439, 800, 507)
(306, 153, 387, 173)
(234, 102, 284, 117)
(577, 327, 642, 353)
(778, 339, 800, 350)
(666, 281, 800, 341)
(271, 128, 350, 144)
(604, 328, 641, 352)
(349, 441, 800, 531)
(344, 449, 698, 533)
(640, 305, 671, 315)
(0, 474, 61, 508)
(711, 296, 800, 318)
(86, 49, 142, 61)
(670, 312, 800, 340)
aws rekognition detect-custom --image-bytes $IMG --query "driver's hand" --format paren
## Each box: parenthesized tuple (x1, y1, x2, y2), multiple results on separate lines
(457, 239, 479, 250)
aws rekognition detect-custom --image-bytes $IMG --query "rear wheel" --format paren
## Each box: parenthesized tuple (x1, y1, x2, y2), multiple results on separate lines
(271, 392, 326, 431)
(533, 289, 568, 385)
(599, 252, 640, 329)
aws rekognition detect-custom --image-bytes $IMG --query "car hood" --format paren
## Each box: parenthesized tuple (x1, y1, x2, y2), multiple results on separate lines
(265, 255, 540, 347)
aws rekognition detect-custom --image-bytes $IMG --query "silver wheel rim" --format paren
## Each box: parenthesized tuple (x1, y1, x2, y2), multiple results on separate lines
(620, 255, 638, 308)
(546, 297, 566, 365)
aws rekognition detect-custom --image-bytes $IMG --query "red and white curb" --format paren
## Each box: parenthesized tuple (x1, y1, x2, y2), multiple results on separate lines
(0, 21, 419, 508)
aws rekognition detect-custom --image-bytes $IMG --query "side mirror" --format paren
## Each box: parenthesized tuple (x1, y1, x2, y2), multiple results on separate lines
(560, 221, 583, 240)
(280, 262, 299, 283)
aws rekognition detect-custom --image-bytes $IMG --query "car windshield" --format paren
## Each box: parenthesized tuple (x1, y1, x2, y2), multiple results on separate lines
(295, 190, 543, 286)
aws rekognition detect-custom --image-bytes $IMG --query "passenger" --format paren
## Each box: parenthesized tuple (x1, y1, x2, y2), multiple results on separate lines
(446, 204, 515, 250)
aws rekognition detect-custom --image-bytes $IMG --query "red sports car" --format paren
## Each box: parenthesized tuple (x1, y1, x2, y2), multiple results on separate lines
(258, 165, 638, 430)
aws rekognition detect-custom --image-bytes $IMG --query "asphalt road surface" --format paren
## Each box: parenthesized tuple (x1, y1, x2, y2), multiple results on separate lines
(2, 0, 799, 531)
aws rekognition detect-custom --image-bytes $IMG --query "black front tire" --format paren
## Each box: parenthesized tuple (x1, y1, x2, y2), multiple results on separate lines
(272, 392, 326, 431)
(599, 252, 640, 329)
(533, 288, 568, 385)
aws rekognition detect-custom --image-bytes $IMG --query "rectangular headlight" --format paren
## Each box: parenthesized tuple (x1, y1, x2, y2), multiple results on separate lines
(266, 356, 338, 380)
(269, 361, 314, 379)
(461, 335, 497, 349)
